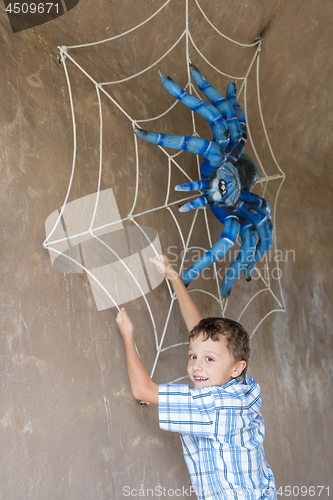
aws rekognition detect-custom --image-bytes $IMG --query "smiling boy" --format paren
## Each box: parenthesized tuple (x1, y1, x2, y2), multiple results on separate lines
(187, 317, 249, 388)
(116, 255, 276, 500)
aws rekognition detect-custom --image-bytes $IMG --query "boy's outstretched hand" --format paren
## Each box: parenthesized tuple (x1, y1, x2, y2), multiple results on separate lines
(116, 308, 134, 341)
(116, 307, 158, 405)
(149, 255, 179, 281)
(150, 254, 202, 332)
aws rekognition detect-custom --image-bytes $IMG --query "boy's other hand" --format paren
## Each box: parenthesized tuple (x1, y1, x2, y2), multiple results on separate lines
(149, 255, 179, 281)
(116, 308, 134, 341)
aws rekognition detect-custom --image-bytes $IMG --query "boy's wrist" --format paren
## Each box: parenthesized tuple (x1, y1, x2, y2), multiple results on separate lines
(167, 269, 181, 281)
(170, 273, 185, 289)
(121, 331, 135, 345)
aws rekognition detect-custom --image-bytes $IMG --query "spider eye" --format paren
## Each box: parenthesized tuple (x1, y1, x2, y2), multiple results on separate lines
(218, 179, 227, 197)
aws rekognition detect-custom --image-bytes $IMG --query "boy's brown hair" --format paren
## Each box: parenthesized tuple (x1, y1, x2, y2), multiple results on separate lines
(189, 317, 250, 383)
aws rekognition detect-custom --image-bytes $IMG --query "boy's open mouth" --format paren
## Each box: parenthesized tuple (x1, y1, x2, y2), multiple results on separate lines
(194, 376, 209, 382)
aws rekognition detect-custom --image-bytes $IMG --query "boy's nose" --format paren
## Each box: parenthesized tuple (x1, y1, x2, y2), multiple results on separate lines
(193, 359, 203, 371)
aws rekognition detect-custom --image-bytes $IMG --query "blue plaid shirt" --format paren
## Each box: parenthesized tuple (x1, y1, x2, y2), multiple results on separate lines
(158, 376, 276, 500)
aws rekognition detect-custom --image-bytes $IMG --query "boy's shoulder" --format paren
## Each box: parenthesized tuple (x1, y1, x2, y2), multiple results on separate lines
(195, 375, 261, 406)
(160, 375, 261, 410)
(221, 374, 260, 395)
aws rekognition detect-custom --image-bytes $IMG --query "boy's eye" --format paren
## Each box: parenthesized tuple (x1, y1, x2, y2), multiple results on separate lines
(189, 354, 196, 360)
(206, 357, 214, 362)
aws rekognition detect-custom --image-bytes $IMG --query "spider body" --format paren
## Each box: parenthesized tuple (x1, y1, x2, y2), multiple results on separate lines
(134, 65, 273, 298)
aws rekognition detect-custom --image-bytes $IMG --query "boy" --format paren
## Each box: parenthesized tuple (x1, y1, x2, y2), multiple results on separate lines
(116, 255, 276, 500)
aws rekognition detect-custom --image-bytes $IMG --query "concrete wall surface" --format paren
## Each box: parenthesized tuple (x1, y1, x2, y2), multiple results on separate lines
(0, 0, 332, 498)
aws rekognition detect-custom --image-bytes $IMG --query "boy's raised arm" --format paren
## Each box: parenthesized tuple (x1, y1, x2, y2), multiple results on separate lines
(150, 255, 202, 333)
(116, 256, 201, 404)
(116, 308, 158, 405)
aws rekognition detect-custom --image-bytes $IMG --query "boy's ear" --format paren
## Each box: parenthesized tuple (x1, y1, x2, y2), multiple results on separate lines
(231, 361, 246, 379)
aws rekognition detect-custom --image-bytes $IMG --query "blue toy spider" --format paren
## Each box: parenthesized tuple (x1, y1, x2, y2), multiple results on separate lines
(134, 64, 273, 298)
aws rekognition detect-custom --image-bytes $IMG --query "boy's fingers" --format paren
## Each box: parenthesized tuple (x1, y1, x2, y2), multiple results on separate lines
(116, 308, 128, 323)
(149, 256, 160, 264)
(121, 308, 132, 322)
(149, 256, 165, 273)
(149, 255, 167, 262)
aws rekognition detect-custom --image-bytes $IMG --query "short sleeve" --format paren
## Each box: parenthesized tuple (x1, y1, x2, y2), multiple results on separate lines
(158, 384, 217, 437)
(158, 378, 262, 440)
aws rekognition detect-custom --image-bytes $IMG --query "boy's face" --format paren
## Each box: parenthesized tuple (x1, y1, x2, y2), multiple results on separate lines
(187, 333, 245, 388)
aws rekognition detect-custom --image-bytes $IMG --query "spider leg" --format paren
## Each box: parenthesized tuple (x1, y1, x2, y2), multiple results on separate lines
(200, 159, 217, 178)
(133, 128, 226, 167)
(179, 195, 209, 212)
(181, 216, 240, 287)
(189, 64, 242, 157)
(235, 197, 274, 281)
(175, 180, 207, 192)
(239, 190, 271, 217)
(225, 83, 247, 162)
(160, 74, 230, 151)
(220, 222, 257, 299)
(244, 218, 273, 281)
(174, 180, 209, 212)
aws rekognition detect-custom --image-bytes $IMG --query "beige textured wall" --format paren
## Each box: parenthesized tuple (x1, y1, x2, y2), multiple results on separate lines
(0, 1, 332, 498)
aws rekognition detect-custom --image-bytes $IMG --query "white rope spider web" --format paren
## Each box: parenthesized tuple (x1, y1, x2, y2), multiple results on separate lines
(44, 0, 286, 384)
